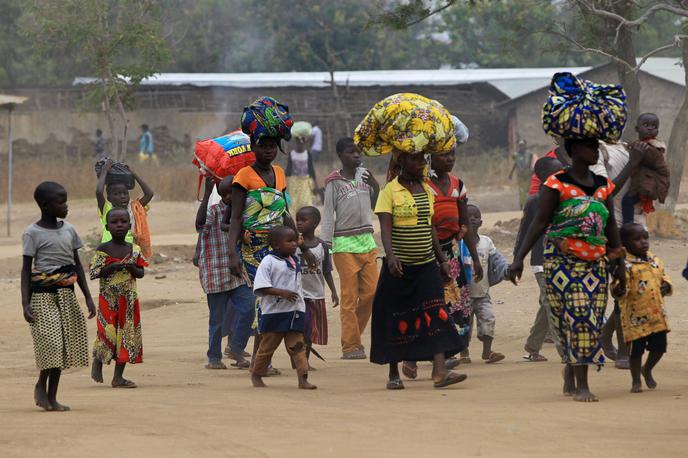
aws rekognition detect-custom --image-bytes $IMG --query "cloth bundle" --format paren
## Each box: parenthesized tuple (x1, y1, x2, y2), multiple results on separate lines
(193, 130, 255, 181)
(95, 158, 134, 190)
(291, 121, 313, 140)
(241, 96, 294, 143)
(354, 93, 456, 157)
(542, 72, 627, 143)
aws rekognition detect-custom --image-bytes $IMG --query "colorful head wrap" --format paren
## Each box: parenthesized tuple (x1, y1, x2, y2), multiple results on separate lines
(542, 72, 627, 143)
(354, 93, 456, 157)
(241, 96, 294, 143)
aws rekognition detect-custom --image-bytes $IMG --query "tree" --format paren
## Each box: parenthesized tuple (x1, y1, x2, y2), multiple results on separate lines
(22, 0, 170, 160)
(564, 0, 688, 226)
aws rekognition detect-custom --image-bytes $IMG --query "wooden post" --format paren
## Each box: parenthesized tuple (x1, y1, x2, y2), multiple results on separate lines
(7, 105, 13, 237)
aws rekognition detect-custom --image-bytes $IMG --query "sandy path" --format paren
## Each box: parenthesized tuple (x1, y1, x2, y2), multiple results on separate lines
(1, 202, 687, 457)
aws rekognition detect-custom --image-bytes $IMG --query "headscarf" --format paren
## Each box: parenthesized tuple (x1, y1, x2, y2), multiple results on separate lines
(241, 96, 294, 143)
(354, 93, 456, 157)
(542, 72, 627, 143)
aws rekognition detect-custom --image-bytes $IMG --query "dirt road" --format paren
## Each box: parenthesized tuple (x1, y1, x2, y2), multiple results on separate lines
(1, 201, 687, 457)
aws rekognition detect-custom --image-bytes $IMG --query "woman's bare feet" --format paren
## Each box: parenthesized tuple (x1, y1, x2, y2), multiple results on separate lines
(251, 374, 267, 388)
(298, 374, 317, 390)
(91, 359, 103, 383)
(562, 365, 575, 396)
(49, 400, 71, 411)
(642, 366, 657, 390)
(573, 388, 598, 402)
(34, 385, 52, 411)
(111, 378, 137, 388)
(630, 380, 643, 393)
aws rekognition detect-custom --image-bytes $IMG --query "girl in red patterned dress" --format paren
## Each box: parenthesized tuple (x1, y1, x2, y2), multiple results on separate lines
(90, 208, 147, 388)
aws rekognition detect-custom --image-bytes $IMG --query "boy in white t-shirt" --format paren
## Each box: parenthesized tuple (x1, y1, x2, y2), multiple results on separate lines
(462, 204, 508, 364)
(251, 226, 316, 390)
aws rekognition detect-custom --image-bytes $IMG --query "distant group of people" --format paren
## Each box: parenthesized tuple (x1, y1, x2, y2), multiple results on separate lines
(19, 83, 688, 411)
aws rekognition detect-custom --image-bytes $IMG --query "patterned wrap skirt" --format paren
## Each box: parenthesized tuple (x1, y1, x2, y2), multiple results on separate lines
(441, 238, 471, 342)
(544, 246, 608, 366)
(29, 288, 89, 370)
(240, 230, 271, 331)
(304, 298, 328, 346)
(370, 260, 464, 364)
(286, 176, 314, 214)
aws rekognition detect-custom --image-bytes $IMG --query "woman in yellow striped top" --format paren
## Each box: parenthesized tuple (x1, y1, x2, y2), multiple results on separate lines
(370, 152, 467, 390)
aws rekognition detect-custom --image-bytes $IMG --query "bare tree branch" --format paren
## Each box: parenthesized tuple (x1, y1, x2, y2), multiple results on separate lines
(404, 0, 458, 27)
(573, 0, 688, 46)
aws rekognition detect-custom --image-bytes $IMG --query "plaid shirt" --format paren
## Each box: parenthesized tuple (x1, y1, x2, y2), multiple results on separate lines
(198, 201, 244, 294)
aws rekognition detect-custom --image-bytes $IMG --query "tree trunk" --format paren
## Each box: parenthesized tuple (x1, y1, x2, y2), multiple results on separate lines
(664, 39, 688, 213)
(610, 1, 640, 136)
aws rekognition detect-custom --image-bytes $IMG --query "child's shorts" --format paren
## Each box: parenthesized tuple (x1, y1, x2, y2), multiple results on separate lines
(629, 331, 667, 358)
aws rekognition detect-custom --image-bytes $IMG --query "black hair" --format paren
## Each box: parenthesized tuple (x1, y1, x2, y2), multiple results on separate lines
(533, 157, 563, 182)
(268, 226, 296, 249)
(106, 182, 129, 195)
(106, 207, 130, 224)
(141, 124, 149, 130)
(96, 128, 103, 136)
(563, 137, 598, 156)
(336, 137, 356, 154)
(296, 206, 321, 225)
(619, 222, 646, 244)
(466, 203, 481, 214)
(637, 112, 658, 122)
(34, 181, 66, 205)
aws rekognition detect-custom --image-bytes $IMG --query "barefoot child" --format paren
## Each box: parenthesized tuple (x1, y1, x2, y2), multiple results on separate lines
(251, 226, 316, 389)
(613, 223, 672, 393)
(196, 176, 255, 369)
(321, 137, 379, 360)
(21, 182, 96, 411)
(463, 204, 508, 364)
(296, 206, 339, 364)
(90, 208, 147, 388)
(96, 159, 154, 257)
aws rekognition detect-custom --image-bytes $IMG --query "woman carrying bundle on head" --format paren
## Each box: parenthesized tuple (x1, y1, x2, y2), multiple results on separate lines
(355, 93, 470, 390)
(286, 121, 319, 212)
(225, 97, 316, 375)
(509, 73, 627, 402)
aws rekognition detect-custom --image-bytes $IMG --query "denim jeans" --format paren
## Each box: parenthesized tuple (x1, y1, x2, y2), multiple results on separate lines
(207, 285, 255, 363)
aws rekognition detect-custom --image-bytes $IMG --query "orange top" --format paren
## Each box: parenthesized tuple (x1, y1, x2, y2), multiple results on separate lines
(233, 165, 287, 192)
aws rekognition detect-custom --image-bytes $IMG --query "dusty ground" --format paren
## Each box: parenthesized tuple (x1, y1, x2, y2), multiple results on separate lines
(1, 198, 687, 458)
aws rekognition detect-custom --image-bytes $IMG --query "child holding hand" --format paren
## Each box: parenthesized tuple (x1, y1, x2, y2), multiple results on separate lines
(251, 226, 316, 390)
(296, 206, 339, 363)
(613, 223, 672, 393)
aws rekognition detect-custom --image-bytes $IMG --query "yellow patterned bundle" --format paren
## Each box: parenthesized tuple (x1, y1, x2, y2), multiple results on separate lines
(354, 93, 456, 157)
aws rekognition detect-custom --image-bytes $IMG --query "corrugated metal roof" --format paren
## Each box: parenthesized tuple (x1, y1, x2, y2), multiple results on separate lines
(73, 67, 590, 99)
(636, 57, 684, 86)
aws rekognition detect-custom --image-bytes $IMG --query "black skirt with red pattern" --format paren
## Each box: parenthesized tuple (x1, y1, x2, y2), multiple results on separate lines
(370, 260, 465, 364)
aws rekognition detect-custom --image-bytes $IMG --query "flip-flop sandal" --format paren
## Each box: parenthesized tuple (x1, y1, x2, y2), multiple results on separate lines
(402, 362, 418, 379)
(483, 352, 505, 364)
(386, 378, 405, 390)
(231, 360, 250, 369)
(444, 358, 461, 370)
(265, 367, 281, 376)
(458, 356, 472, 364)
(341, 350, 366, 360)
(205, 362, 227, 370)
(112, 379, 137, 388)
(523, 353, 548, 362)
(433, 372, 467, 388)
